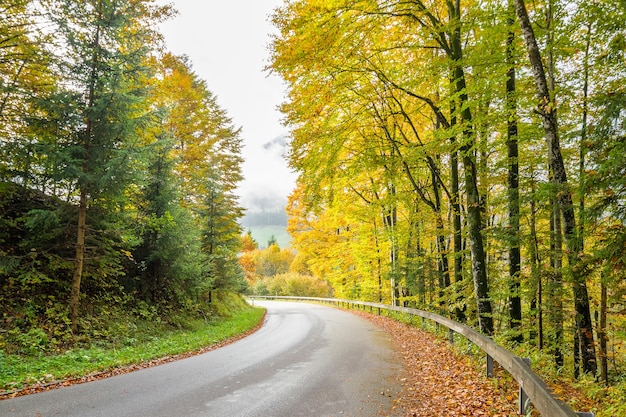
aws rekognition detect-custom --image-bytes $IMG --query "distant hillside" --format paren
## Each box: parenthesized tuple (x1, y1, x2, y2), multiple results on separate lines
(241, 209, 287, 227)
(241, 208, 290, 248)
(244, 225, 291, 249)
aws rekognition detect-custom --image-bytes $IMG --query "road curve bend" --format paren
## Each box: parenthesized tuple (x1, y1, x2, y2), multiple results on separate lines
(1, 301, 403, 417)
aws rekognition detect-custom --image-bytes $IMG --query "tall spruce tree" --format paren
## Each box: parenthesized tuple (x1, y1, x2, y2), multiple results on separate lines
(132, 132, 206, 304)
(40, 0, 167, 332)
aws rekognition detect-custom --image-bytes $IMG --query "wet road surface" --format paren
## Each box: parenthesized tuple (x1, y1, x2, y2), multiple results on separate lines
(0, 301, 402, 417)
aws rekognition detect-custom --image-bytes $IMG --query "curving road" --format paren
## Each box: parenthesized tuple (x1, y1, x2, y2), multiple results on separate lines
(0, 301, 403, 417)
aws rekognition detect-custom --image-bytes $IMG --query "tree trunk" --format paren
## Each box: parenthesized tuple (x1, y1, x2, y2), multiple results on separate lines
(579, 21, 592, 247)
(449, 0, 493, 336)
(70, 187, 87, 334)
(550, 196, 564, 367)
(436, 216, 450, 295)
(382, 193, 399, 306)
(70, 10, 101, 334)
(514, 0, 596, 375)
(449, 96, 465, 323)
(462, 150, 493, 336)
(529, 177, 544, 348)
(506, 0, 522, 343)
(528, 185, 541, 345)
(599, 272, 608, 385)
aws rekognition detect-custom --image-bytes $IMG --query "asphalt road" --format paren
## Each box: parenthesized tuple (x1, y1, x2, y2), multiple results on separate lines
(0, 301, 403, 417)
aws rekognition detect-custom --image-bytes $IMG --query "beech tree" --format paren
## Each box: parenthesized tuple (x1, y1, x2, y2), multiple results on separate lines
(271, 0, 626, 382)
(514, 0, 596, 375)
(272, 0, 497, 332)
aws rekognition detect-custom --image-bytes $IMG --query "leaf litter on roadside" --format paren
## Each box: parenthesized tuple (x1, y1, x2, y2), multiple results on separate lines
(354, 311, 519, 417)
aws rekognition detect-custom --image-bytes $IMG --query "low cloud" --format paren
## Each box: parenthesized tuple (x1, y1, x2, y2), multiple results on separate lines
(240, 188, 288, 213)
(262, 134, 289, 157)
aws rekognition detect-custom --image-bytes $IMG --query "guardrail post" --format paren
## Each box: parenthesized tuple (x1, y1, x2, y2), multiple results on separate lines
(486, 354, 494, 378)
(519, 357, 531, 415)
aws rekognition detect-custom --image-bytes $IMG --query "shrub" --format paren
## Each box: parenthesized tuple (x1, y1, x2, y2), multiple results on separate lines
(252, 272, 331, 297)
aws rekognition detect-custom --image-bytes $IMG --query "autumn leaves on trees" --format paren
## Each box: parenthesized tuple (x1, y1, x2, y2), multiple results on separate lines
(270, 0, 626, 380)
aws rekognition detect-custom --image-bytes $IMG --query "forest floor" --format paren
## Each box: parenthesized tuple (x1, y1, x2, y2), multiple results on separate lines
(354, 310, 529, 417)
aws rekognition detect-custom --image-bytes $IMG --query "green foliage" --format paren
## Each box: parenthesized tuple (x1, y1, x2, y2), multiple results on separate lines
(0, 1, 248, 341)
(271, 0, 626, 410)
(593, 379, 626, 417)
(129, 134, 209, 304)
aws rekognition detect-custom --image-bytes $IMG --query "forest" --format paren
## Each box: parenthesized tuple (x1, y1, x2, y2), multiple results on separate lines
(267, 0, 626, 404)
(2, 0, 626, 413)
(0, 0, 247, 353)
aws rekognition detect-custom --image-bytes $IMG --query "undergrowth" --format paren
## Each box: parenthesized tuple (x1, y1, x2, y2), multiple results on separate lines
(0, 293, 264, 394)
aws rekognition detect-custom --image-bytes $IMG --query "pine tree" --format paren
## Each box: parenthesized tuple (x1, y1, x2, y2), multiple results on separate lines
(39, 0, 168, 332)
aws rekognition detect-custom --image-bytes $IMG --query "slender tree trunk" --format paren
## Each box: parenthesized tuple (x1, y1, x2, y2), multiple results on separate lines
(450, 100, 465, 323)
(431, 165, 450, 305)
(436, 216, 450, 293)
(528, 185, 541, 344)
(70, 15, 101, 333)
(506, 0, 522, 342)
(405, 200, 422, 307)
(599, 276, 608, 385)
(451, 147, 465, 321)
(514, 0, 596, 374)
(449, 0, 493, 335)
(550, 196, 564, 367)
(374, 218, 383, 303)
(574, 328, 581, 379)
(538, 268, 543, 349)
(382, 194, 399, 306)
(70, 186, 87, 334)
(462, 147, 493, 335)
(529, 177, 544, 349)
(574, 20, 593, 381)
(579, 21, 592, 246)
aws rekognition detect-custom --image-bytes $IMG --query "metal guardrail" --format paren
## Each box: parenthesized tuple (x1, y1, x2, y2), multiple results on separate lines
(249, 296, 593, 417)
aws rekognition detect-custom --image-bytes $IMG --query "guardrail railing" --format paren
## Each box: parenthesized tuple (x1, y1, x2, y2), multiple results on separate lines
(249, 295, 593, 417)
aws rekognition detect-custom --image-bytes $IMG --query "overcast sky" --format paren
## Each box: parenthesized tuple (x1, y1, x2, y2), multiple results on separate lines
(156, 0, 296, 212)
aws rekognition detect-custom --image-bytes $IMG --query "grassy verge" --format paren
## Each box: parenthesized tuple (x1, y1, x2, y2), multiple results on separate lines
(0, 304, 265, 396)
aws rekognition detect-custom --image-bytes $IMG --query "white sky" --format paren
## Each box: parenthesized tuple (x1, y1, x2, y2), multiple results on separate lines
(156, 0, 296, 212)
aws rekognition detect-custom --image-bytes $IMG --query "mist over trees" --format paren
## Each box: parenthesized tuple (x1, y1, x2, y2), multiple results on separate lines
(241, 209, 288, 227)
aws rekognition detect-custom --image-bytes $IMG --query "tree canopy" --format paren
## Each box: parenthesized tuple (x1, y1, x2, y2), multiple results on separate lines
(0, 0, 247, 341)
(270, 0, 626, 382)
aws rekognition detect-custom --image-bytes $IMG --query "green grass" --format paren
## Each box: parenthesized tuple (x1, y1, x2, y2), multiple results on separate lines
(0, 306, 265, 393)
